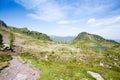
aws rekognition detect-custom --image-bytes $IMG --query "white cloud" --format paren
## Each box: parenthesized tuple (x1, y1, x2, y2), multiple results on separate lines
(15, 0, 47, 9)
(87, 16, 120, 26)
(86, 16, 120, 39)
(15, 0, 65, 22)
(28, 4, 64, 22)
(74, 0, 115, 17)
(57, 20, 70, 25)
(57, 20, 79, 25)
(87, 18, 96, 24)
(71, 27, 78, 31)
(15, 0, 120, 23)
(114, 16, 120, 23)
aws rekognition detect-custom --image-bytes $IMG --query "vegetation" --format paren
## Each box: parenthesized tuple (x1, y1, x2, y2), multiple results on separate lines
(20, 50, 120, 80)
(0, 53, 12, 70)
(9, 27, 52, 41)
(9, 32, 15, 48)
(18, 32, 120, 80)
(72, 32, 119, 47)
(0, 20, 120, 80)
(0, 33, 3, 45)
(103, 44, 120, 70)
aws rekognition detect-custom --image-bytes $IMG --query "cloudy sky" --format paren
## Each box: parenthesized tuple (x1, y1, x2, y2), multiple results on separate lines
(0, 0, 120, 39)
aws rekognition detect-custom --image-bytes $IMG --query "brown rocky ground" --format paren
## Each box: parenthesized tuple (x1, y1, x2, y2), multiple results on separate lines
(0, 56, 39, 80)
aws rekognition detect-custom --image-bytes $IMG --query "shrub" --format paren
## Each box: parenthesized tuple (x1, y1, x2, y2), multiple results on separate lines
(9, 32, 15, 48)
(0, 34, 3, 45)
(0, 53, 12, 62)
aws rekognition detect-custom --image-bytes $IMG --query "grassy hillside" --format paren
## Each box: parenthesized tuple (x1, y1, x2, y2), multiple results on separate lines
(72, 32, 119, 47)
(0, 20, 120, 80)
(9, 27, 52, 41)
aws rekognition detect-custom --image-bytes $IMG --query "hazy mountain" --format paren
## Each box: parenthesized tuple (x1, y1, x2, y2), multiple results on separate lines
(114, 39, 120, 43)
(50, 36, 75, 42)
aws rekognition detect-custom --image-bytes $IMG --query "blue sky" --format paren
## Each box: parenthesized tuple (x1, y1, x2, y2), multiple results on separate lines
(0, 0, 120, 39)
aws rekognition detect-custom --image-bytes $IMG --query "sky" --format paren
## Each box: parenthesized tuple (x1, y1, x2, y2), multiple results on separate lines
(0, 0, 120, 39)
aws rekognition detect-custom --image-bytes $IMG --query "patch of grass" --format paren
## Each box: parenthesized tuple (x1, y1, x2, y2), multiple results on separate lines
(0, 53, 12, 70)
(0, 53, 12, 62)
(0, 62, 8, 70)
(20, 52, 96, 80)
(32, 60, 95, 80)
(19, 50, 120, 80)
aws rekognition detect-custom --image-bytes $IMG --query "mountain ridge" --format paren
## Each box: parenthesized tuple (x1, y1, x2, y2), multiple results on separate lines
(0, 20, 51, 41)
(0, 20, 7, 27)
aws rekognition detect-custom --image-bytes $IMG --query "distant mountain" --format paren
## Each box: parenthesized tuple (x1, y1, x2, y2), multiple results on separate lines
(74, 32, 105, 41)
(114, 39, 120, 43)
(72, 32, 119, 46)
(50, 36, 75, 42)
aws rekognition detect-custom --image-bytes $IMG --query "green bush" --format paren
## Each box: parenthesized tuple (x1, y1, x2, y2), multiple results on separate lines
(0, 33, 3, 45)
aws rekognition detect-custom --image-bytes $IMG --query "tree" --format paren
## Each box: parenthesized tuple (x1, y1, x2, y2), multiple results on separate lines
(9, 32, 15, 48)
(0, 33, 3, 45)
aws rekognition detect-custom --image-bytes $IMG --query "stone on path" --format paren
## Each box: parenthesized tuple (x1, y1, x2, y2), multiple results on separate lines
(87, 71, 104, 80)
(13, 74, 27, 80)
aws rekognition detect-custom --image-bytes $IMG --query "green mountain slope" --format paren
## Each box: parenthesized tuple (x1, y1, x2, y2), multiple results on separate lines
(72, 32, 119, 47)
(0, 20, 51, 41)
(9, 27, 51, 41)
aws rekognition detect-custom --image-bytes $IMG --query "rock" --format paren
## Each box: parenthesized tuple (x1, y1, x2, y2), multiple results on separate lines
(87, 71, 104, 80)
(100, 62, 104, 67)
(81, 78, 88, 80)
(1, 43, 14, 52)
(45, 55, 48, 61)
(13, 74, 27, 80)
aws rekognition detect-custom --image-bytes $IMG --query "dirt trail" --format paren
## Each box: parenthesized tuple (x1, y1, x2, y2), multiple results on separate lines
(0, 56, 39, 80)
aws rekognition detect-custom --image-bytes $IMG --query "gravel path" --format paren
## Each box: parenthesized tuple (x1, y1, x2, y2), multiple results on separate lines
(0, 56, 39, 80)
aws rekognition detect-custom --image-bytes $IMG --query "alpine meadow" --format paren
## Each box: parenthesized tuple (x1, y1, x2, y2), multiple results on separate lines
(0, 0, 120, 80)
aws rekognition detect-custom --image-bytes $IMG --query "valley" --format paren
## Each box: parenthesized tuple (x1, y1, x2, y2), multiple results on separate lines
(0, 20, 120, 80)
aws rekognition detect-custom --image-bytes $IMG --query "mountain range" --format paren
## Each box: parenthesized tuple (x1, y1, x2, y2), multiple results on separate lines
(50, 36, 75, 42)
(0, 19, 119, 46)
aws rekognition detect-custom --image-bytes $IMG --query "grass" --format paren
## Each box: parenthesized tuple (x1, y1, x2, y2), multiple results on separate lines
(19, 51, 120, 80)
(0, 53, 12, 70)
(7, 38, 120, 80)
(29, 59, 95, 80)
